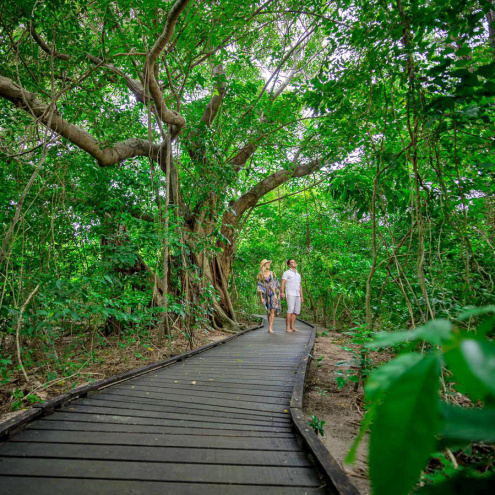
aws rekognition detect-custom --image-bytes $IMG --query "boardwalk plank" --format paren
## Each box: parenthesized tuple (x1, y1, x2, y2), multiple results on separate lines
(42, 411, 291, 431)
(0, 442, 311, 466)
(87, 394, 290, 420)
(60, 404, 291, 426)
(31, 419, 294, 437)
(0, 477, 327, 495)
(129, 381, 291, 397)
(140, 373, 295, 390)
(99, 389, 290, 413)
(74, 399, 291, 424)
(13, 429, 302, 450)
(0, 458, 321, 486)
(112, 384, 290, 404)
(131, 376, 293, 390)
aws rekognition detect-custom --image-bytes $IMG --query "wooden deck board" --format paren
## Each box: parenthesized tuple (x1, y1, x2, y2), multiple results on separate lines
(131, 377, 294, 391)
(44, 411, 292, 431)
(30, 419, 294, 437)
(0, 442, 311, 466)
(98, 389, 291, 413)
(72, 399, 291, 424)
(111, 384, 291, 404)
(143, 373, 294, 390)
(125, 381, 292, 397)
(0, 477, 328, 495)
(0, 457, 322, 486)
(11, 428, 303, 450)
(85, 393, 291, 419)
(59, 404, 291, 426)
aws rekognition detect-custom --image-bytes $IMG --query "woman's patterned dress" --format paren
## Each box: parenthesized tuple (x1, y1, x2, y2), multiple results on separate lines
(257, 273, 282, 316)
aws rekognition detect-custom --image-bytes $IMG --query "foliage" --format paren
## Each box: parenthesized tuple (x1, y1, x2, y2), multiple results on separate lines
(0, 0, 333, 397)
(234, 0, 495, 334)
(0, 0, 494, 491)
(309, 414, 326, 437)
(346, 311, 495, 495)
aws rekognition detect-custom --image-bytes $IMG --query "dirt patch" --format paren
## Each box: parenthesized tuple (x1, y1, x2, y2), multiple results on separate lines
(303, 330, 371, 495)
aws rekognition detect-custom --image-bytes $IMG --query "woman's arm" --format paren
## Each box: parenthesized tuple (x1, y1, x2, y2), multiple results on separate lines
(257, 280, 265, 302)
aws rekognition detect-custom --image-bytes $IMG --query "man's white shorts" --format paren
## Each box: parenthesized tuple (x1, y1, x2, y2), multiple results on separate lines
(286, 295, 301, 315)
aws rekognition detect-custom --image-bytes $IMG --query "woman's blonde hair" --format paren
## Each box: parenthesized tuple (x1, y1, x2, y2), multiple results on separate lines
(257, 259, 271, 281)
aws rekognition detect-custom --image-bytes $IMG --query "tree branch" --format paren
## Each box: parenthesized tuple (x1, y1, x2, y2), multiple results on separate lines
(144, 0, 189, 128)
(232, 157, 323, 217)
(0, 75, 161, 166)
(253, 176, 327, 208)
(201, 64, 226, 126)
(29, 24, 149, 105)
(230, 142, 257, 170)
(219, 156, 325, 244)
(29, 23, 70, 61)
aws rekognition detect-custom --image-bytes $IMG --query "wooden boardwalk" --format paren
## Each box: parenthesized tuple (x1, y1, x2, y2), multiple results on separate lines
(0, 318, 353, 494)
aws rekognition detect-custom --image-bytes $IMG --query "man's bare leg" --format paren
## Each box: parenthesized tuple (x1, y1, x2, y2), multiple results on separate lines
(286, 312, 293, 332)
(291, 313, 299, 332)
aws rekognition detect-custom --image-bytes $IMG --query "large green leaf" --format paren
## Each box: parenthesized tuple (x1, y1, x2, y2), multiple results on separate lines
(416, 473, 495, 495)
(365, 352, 426, 402)
(457, 306, 495, 321)
(444, 339, 495, 401)
(369, 320, 453, 349)
(346, 353, 426, 464)
(369, 354, 441, 495)
(437, 402, 495, 447)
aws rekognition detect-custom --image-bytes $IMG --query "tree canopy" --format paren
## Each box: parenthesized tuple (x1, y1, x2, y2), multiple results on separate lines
(1, 0, 494, 333)
(1, 0, 495, 492)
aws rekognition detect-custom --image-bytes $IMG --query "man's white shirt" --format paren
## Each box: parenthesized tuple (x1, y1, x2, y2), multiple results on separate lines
(282, 269, 301, 296)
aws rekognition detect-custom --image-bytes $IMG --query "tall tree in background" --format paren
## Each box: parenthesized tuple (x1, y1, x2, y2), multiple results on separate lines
(0, 0, 343, 332)
(1, 0, 493, 340)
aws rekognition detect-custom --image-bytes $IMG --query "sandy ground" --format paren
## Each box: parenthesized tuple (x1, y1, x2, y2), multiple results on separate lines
(303, 330, 371, 495)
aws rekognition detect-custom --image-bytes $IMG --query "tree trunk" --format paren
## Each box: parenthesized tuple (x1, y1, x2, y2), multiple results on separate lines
(191, 246, 241, 332)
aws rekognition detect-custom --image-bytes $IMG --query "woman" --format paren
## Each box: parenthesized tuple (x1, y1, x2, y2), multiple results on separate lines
(257, 259, 282, 333)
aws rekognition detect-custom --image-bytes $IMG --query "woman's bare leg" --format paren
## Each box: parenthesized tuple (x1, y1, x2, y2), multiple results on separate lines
(268, 309, 275, 333)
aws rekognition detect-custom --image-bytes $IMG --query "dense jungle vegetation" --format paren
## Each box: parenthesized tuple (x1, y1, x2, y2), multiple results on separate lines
(1, 0, 494, 493)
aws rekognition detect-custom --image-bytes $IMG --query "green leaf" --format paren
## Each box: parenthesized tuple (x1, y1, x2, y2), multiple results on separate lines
(416, 473, 495, 495)
(365, 352, 425, 403)
(457, 306, 495, 321)
(369, 320, 452, 348)
(457, 306, 495, 337)
(444, 339, 495, 401)
(437, 402, 495, 447)
(346, 407, 374, 465)
(476, 62, 495, 79)
(347, 353, 433, 466)
(455, 46, 472, 57)
(369, 354, 440, 495)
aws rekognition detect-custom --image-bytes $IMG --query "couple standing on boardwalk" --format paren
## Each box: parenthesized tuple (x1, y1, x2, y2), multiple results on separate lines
(257, 259, 304, 334)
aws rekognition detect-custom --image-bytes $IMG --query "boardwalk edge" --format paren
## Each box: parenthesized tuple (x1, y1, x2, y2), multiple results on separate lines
(0, 320, 263, 442)
(291, 318, 362, 495)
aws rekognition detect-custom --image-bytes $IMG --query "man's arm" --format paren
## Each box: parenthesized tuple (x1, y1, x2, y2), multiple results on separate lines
(300, 283, 304, 303)
(281, 279, 286, 298)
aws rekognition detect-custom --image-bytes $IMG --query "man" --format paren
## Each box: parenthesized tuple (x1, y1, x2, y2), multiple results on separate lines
(281, 259, 304, 333)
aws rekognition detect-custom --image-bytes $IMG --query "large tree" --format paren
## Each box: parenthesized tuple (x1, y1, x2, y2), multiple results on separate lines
(0, 0, 345, 331)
